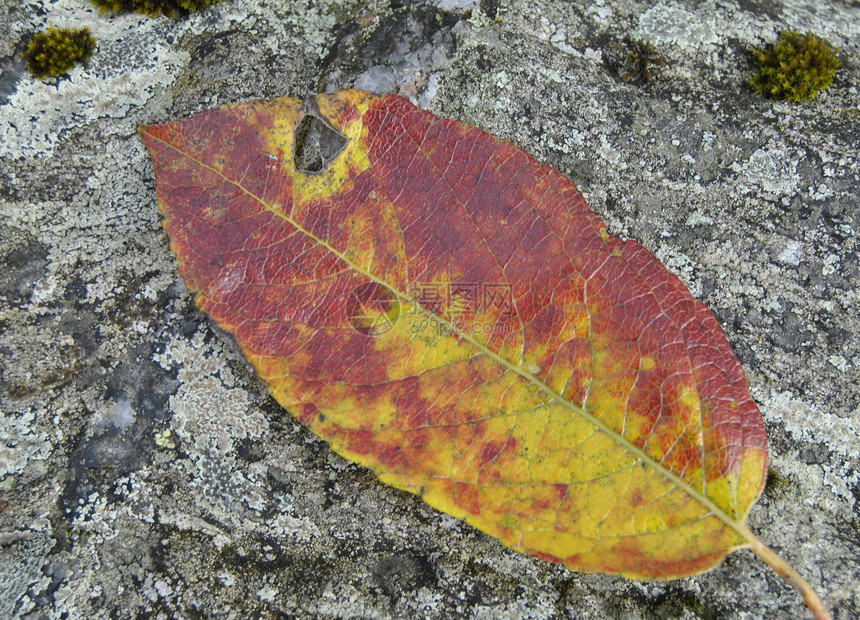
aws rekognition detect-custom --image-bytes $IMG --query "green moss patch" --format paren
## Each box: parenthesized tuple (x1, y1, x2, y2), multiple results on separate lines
(89, 0, 224, 18)
(750, 30, 840, 103)
(24, 26, 96, 79)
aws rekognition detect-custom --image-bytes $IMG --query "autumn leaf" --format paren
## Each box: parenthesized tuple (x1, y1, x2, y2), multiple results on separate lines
(141, 90, 830, 618)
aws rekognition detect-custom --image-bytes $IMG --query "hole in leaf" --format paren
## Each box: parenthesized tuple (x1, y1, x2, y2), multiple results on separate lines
(294, 115, 347, 173)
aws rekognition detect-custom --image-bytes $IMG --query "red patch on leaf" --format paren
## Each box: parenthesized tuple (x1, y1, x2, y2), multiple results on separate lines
(451, 481, 481, 515)
(479, 436, 518, 466)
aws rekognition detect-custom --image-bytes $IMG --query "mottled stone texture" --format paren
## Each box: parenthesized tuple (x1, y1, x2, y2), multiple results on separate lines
(1, 0, 858, 618)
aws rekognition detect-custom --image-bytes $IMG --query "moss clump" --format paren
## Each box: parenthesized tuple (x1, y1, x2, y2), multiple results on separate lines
(750, 30, 840, 103)
(89, 0, 223, 17)
(622, 38, 667, 83)
(23, 26, 96, 79)
(765, 468, 791, 494)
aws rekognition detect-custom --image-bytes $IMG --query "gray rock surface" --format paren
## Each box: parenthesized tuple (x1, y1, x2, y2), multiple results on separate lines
(1, 0, 858, 618)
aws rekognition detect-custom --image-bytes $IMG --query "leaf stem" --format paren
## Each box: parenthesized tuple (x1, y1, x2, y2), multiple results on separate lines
(738, 524, 831, 619)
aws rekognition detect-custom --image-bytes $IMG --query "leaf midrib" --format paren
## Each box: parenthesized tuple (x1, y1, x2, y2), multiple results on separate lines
(143, 127, 758, 552)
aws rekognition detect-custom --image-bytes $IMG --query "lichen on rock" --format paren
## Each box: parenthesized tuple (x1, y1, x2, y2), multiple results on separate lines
(154, 330, 268, 512)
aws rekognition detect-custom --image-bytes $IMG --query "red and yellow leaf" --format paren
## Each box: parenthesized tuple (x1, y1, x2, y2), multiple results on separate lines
(141, 90, 829, 616)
